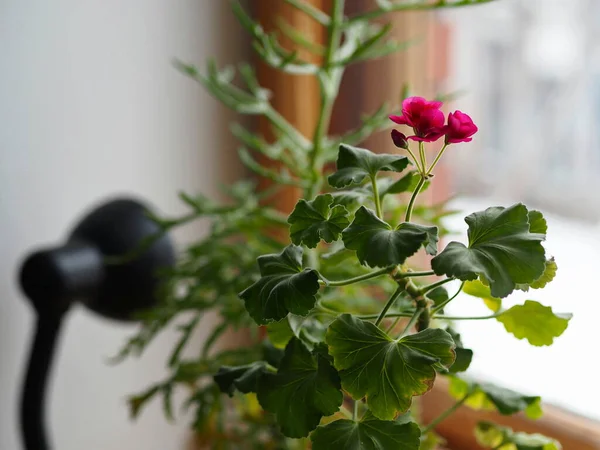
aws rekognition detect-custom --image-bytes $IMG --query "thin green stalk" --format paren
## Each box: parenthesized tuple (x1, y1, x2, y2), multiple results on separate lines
(397, 307, 423, 339)
(405, 176, 426, 222)
(420, 278, 453, 294)
(385, 315, 402, 334)
(284, 0, 331, 26)
(418, 141, 427, 173)
(397, 270, 435, 278)
(427, 143, 448, 175)
(439, 312, 504, 321)
(321, 266, 394, 287)
(371, 176, 383, 218)
(404, 146, 423, 173)
(375, 286, 405, 326)
(358, 312, 413, 320)
(306, 0, 345, 199)
(421, 394, 470, 434)
(431, 281, 464, 315)
(353, 400, 359, 421)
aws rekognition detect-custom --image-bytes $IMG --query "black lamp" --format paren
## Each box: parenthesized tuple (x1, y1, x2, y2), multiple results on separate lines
(18, 198, 176, 450)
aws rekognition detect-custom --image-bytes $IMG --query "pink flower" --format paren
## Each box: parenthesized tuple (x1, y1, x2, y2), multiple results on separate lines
(444, 111, 478, 144)
(390, 130, 408, 149)
(389, 96, 445, 143)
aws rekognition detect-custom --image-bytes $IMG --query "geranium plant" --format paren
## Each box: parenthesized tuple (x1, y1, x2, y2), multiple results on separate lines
(117, 1, 570, 449)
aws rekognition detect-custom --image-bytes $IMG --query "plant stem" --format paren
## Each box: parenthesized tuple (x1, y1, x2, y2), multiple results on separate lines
(404, 176, 426, 222)
(375, 285, 405, 326)
(371, 176, 383, 218)
(404, 147, 423, 173)
(353, 400, 359, 421)
(420, 278, 453, 295)
(321, 266, 394, 287)
(396, 270, 435, 278)
(439, 312, 504, 320)
(431, 281, 464, 315)
(358, 312, 413, 320)
(421, 394, 470, 434)
(418, 141, 427, 173)
(306, 0, 345, 199)
(427, 143, 448, 175)
(385, 315, 402, 334)
(397, 307, 423, 339)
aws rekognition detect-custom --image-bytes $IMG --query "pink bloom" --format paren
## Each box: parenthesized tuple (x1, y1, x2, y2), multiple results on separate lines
(389, 96, 445, 143)
(390, 129, 408, 149)
(444, 111, 478, 144)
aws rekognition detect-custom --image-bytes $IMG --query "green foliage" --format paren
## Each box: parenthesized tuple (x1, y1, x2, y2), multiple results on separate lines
(257, 339, 343, 438)
(449, 376, 542, 419)
(431, 204, 546, 298)
(116, 1, 570, 449)
(342, 207, 438, 267)
(497, 301, 571, 346)
(311, 416, 421, 450)
(240, 245, 321, 324)
(288, 194, 350, 248)
(475, 422, 562, 450)
(326, 314, 455, 420)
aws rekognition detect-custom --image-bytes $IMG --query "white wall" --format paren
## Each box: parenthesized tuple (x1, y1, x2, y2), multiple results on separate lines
(0, 1, 244, 448)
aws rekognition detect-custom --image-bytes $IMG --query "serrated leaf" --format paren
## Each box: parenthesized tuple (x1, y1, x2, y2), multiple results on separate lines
(497, 300, 571, 346)
(310, 417, 421, 450)
(328, 144, 410, 188)
(342, 207, 438, 267)
(476, 422, 561, 450)
(288, 194, 350, 248)
(214, 362, 269, 396)
(449, 377, 541, 418)
(463, 280, 502, 312)
(528, 210, 547, 235)
(240, 245, 320, 324)
(431, 204, 546, 298)
(445, 328, 473, 373)
(257, 338, 343, 438)
(326, 314, 455, 420)
(516, 259, 557, 292)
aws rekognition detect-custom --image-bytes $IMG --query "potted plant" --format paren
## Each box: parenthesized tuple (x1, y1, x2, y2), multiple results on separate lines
(117, 1, 569, 448)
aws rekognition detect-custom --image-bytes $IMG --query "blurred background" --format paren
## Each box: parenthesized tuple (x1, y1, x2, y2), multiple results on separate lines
(1, 0, 598, 449)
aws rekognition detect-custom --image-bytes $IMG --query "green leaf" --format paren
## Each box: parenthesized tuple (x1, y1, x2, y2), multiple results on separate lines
(214, 362, 269, 396)
(288, 194, 350, 248)
(266, 318, 294, 349)
(326, 314, 455, 420)
(475, 422, 561, 450)
(449, 377, 541, 419)
(328, 144, 410, 188)
(445, 328, 473, 373)
(497, 300, 571, 346)
(516, 259, 557, 291)
(342, 207, 438, 267)
(257, 338, 343, 438)
(528, 210, 547, 235)
(310, 417, 421, 450)
(240, 245, 320, 324)
(463, 280, 502, 312)
(431, 204, 546, 298)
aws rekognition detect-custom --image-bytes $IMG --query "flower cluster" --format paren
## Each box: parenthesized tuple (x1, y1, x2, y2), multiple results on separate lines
(390, 96, 477, 147)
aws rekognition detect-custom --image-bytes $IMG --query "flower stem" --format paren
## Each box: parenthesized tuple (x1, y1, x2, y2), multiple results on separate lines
(405, 176, 426, 222)
(420, 278, 453, 295)
(397, 307, 423, 339)
(431, 281, 464, 315)
(404, 147, 423, 173)
(396, 270, 435, 278)
(421, 394, 470, 434)
(371, 176, 383, 218)
(375, 286, 405, 327)
(427, 143, 448, 175)
(320, 266, 394, 287)
(418, 141, 427, 174)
